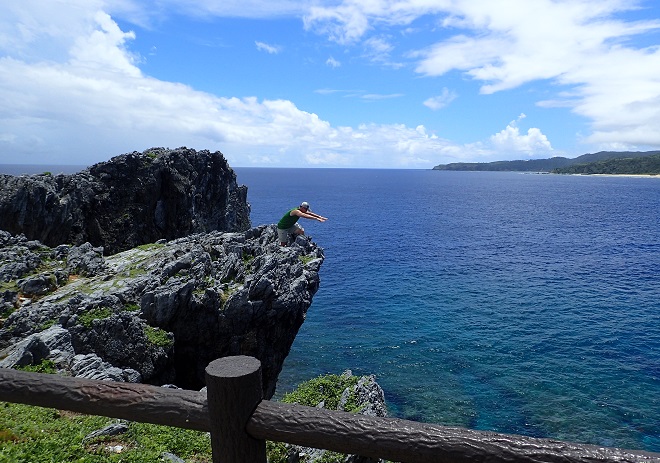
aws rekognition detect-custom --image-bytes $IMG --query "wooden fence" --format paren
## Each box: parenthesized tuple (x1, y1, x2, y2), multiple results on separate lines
(0, 355, 658, 463)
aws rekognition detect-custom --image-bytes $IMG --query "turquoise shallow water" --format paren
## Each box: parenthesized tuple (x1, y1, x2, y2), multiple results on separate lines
(235, 168, 660, 453)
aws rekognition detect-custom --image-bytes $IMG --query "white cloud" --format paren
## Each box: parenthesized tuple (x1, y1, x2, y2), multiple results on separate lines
(0, 1, 453, 168)
(113, 0, 310, 22)
(304, 0, 439, 44)
(255, 41, 282, 54)
(5, 0, 658, 169)
(361, 93, 404, 100)
(490, 114, 553, 154)
(306, 0, 660, 149)
(326, 56, 341, 67)
(423, 88, 458, 110)
(363, 36, 391, 59)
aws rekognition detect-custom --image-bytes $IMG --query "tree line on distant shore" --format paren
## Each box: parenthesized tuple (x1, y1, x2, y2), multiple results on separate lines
(551, 154, 660, 175)
(433, 150, 660, 174)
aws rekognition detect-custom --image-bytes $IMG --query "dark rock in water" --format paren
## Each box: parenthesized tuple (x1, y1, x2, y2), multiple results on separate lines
(0, 147, 250, 255)
(0, 226, 324, 398)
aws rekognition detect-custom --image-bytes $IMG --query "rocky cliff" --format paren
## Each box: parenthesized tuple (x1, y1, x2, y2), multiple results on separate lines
(0, 227, 323, 398)
(0, 147, 250, 255)
(0, 148, 324, 398)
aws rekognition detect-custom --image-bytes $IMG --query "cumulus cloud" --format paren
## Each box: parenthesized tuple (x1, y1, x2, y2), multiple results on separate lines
(490, 114, 553, 154)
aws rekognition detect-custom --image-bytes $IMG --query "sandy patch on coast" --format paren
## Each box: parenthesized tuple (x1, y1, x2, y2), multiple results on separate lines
(579, 174, 659, 178)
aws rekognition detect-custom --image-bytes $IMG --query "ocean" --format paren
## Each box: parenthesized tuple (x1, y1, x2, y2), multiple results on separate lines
(234, 168, 660, 453)
(1, 164, 658, 452)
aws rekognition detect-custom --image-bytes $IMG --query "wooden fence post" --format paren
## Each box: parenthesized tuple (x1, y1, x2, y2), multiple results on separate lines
(205, 356, 266, 463)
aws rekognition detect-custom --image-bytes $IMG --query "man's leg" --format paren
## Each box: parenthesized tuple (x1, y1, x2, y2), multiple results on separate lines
(277, 227, 288, 246)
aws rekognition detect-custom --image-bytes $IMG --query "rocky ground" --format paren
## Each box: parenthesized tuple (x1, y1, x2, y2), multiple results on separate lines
(0, 225, 323, 398)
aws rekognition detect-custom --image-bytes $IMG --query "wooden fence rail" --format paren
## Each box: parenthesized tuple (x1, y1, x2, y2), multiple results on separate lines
(0, 356, 658, 463)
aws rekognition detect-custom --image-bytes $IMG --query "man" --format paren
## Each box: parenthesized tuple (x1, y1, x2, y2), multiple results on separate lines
(277, 201, 327, 246)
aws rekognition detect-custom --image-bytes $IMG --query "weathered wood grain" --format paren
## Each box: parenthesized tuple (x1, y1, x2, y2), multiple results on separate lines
(205, 356, 266, 463)
(247, 400, 660, 463)
(0, 367, 210, 431)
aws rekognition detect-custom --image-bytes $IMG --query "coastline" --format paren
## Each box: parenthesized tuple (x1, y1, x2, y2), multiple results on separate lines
(575, 173, 659, 178)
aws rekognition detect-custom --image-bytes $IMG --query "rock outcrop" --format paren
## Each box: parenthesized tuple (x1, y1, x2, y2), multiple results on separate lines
(0, 227, 323, 398)
(280, 370, 388, 463)
(0, 147, 250, 255)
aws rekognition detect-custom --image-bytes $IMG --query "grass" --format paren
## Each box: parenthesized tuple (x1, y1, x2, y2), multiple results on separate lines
(135, 243, 165, 252)
(281, 373, 362, 412)
(123, 303, 140, 312)
(0, 304, 15, 320)
(15, 359, 57, 374)
(78, 307, 113, 329)
(0, 402, 212, 463)
(144, 326, 173, 348)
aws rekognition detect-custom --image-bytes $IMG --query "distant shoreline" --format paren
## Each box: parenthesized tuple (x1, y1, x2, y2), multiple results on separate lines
(572, 173, 659, 178)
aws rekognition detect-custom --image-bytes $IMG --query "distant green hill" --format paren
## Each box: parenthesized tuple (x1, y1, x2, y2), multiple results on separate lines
(552, 153, 660, 175)
(432, 151, 660, 172)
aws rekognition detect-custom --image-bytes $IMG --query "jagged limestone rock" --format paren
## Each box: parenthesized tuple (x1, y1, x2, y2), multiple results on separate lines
(0, 225, 324, 398)
(0, 147, 250, 255)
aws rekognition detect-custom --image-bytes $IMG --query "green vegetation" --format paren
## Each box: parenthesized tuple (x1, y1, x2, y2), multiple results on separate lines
(552, 154, 660, 175)
(281, 373, 362, 412)
(433, 150, 660, 172)
(14, 359, 57, 374)
(37, 318, 58, 331)
(0, 402, 212, 462)
(78, 307, 113, 328)
(122, 303, 140, 312)
(242, 253, 255, 273)
(0, 305, 15, 320)
(299, 255, 316, 265)
(0, 373, 370, 463)
(0, 281, 18, 294)
(135, 243, 165, 252)
(144, 326, 173, 348)
(268, 373, 365, 463)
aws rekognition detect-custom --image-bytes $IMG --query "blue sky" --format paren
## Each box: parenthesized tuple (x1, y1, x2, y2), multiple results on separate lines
(1, 1, 660, 168)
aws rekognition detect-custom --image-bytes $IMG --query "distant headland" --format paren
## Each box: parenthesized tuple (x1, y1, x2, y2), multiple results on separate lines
(433, 150, 660, 175)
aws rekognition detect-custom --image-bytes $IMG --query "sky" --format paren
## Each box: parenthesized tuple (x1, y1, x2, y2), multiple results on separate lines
(1, 1, 660, 169)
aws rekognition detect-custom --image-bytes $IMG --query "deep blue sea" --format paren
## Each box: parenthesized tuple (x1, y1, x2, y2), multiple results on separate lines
(2, 164, 658, 452)
(234, 168, 660, 453)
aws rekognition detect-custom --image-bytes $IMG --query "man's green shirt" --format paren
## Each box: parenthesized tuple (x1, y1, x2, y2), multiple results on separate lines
(278, 208, 300, 229)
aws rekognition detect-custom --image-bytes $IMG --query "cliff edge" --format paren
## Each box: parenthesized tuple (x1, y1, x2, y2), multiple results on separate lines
(0, 226, 323, 398)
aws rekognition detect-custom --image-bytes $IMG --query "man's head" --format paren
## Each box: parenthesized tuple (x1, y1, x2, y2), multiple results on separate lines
(300, 201, 310, 211)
